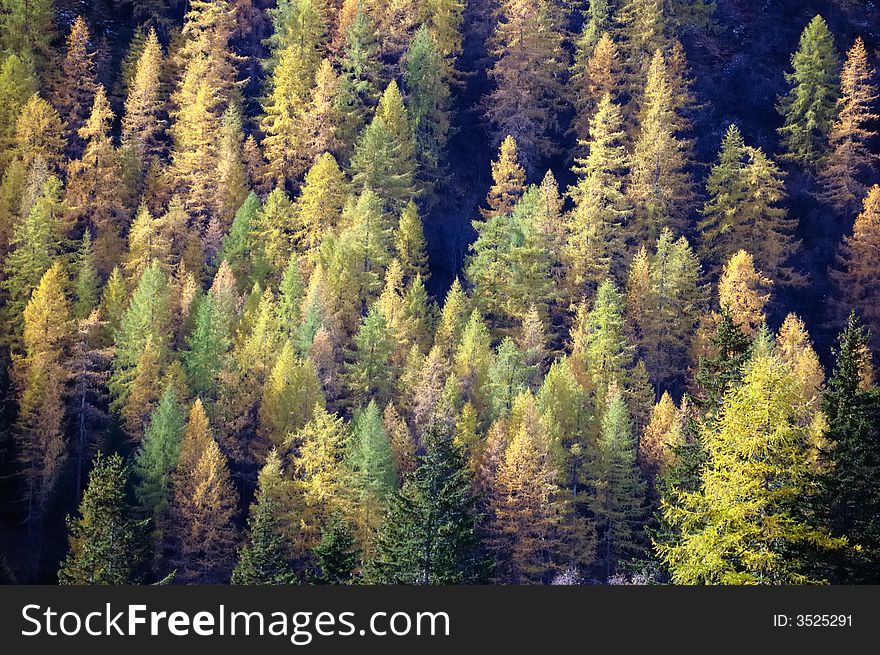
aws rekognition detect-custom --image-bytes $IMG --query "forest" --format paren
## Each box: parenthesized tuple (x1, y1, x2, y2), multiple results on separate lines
(0, 0, 878, 586)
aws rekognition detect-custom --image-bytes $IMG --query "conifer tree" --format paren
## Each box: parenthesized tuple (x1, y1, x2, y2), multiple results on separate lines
(481, 135, 526, 220)
(832, 185, 880, 342)
(12, 94, 65, 172)
(717, 250, 771, 335)
(232, 450, 297, 585)
(167, 438, 240, 583)
(258, 341, 324, 447)
(572, 32, 622, 143)
(777, 15, 839, 167)
(346, 304, 395, 405)
(0, 54, 36, 173)
(820, 313, 880, 582)
(404, 25, 452, 196)
(659, 351, 844, 584)
(58, 453, 147, 584)
(72, 233, 98, 320)
(119, 336, 163, 441)
(185, 294, 232, 399)
(639, 391, 682, 480)
(395, 201, 429, 281)
(295, 152, 348, 270)
(214, 106, 249, 224)
(350, 80, 418, 212)
(15, 263, 71, 532)
(335, 4, 382, 153)
(699, 125, 800, 283)
(121, 27, 165, 177)
(589, 383, 646, 579)
(565, 94, 631, 295)
(434, 277, 469, 353)
(221, 192, 262, 286)
(255, 187, 296, 276)
(452, 310, 494, 420)
(628, 49, 694, 242)
(489, 415, 559, 583)
(615, 0, 670, 90)
(484, 0, 567, 175)
(0, 0, 55, 69)
(819, 37, 878, 211)
(311, 514, 361, 584)
(294, 58, 342, 174)
(349, 400, 398, 509)
(133, 385, 185, 521)
(367, 426, 488, 584)
(52, 16, 97, 157)
(426, 0, 465, 66)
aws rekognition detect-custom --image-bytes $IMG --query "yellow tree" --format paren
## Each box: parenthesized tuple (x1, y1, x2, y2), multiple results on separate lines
(718, 250, 772, 335)
(481, 135, 526, 219)
(121, 27, 166, 176)
(52, 16, 97, 156)
(832, 185, 880, 342)
(819, 37, 878, 211)
(572, 32, 622, 143)
(15, 263, 71, 532)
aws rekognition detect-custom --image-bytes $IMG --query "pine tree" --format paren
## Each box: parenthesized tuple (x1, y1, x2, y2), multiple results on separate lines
(52, 16, 97, 157)
(820, 313, 880, 582)
(231, 450, 297, 584)
(349, 400, 398, 510)
(565, 94, 631, 295)
(133, 385, 185, 521)
(484, 0, 567, 175)
(15, 263, 71, 532)
(367, 426, 488, 584)
(832, 185, 880, 343)
(350, 80, 418, 212)
(659, 351, 844, 584)
(777, 15, 839, 167)
(310, 514, 361, 584)
(121, 27, 166, 176)
(819, 37, 879, 211)
(589, 383, 646, 579)
(58, 453, 147, 584)
(628, 49, 694, 242)
(718, 250, 771, 335)
(404, 25, 452, 196)
(699, 125, 800, 284)
(221, 192, 262, 286)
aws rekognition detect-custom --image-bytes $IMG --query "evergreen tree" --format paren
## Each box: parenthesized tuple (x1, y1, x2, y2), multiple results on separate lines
(0, 54, 36, 173)
(346, 304, 395, 405)
(184, 294, 232, 399)
(367, 426, 488, 584)
(133, 385, 185, 521)
(310, 514, 361, 584)
(232, 495, 297, 584)
(72, 232, 99, 320)
(589, 383, 646, 579)
(52, 16, 97, 157)
(0, 0, 55, 69)
(820, 313, 880, 582)
(58, 453, 147, 584)
(349, 400, 398, 509)
(777, 15, 839, 167)
(819, 38, 878, 211)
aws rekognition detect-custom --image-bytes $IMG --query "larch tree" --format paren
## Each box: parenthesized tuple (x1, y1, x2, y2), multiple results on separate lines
(350, 79, 418, 212)
(819, 37, 878, 211)
(294, 58, 342, 175)
(214, 106, 249, 226)
(395, 201, 429, 281)
(66, 86, 128, 275)
(52, 16, 97, 157)
(777, 15, 839, 167)
(0, 0, 55, 69)
(658, 351, 844, 584)
(119, 335, 163, 442)
(121, 27, 166, 179)
(639, 390, 683, 481)
(15, 263, 71, 535)
(0, 54, 36, 173)
(832, 185, 880, 343)
(699, 125, 800, 284)
(295, 152, 349, 271)
(717, 250, 772, 335)
(426, 0, 465, 70)
(572, 32, 622, 144)
(349, 400, 398, 519)
(167, 438, 240, 583)
(58, 453, 148, 585)
(258, 341, 324, 447)
(12, 94, 65, 172)
(346, 303, 395, 406)
(484, 0, 567, 175)
(481, 135, 526, 220)
(564, 93, 631, 296)
(628, 49, 694, 243)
